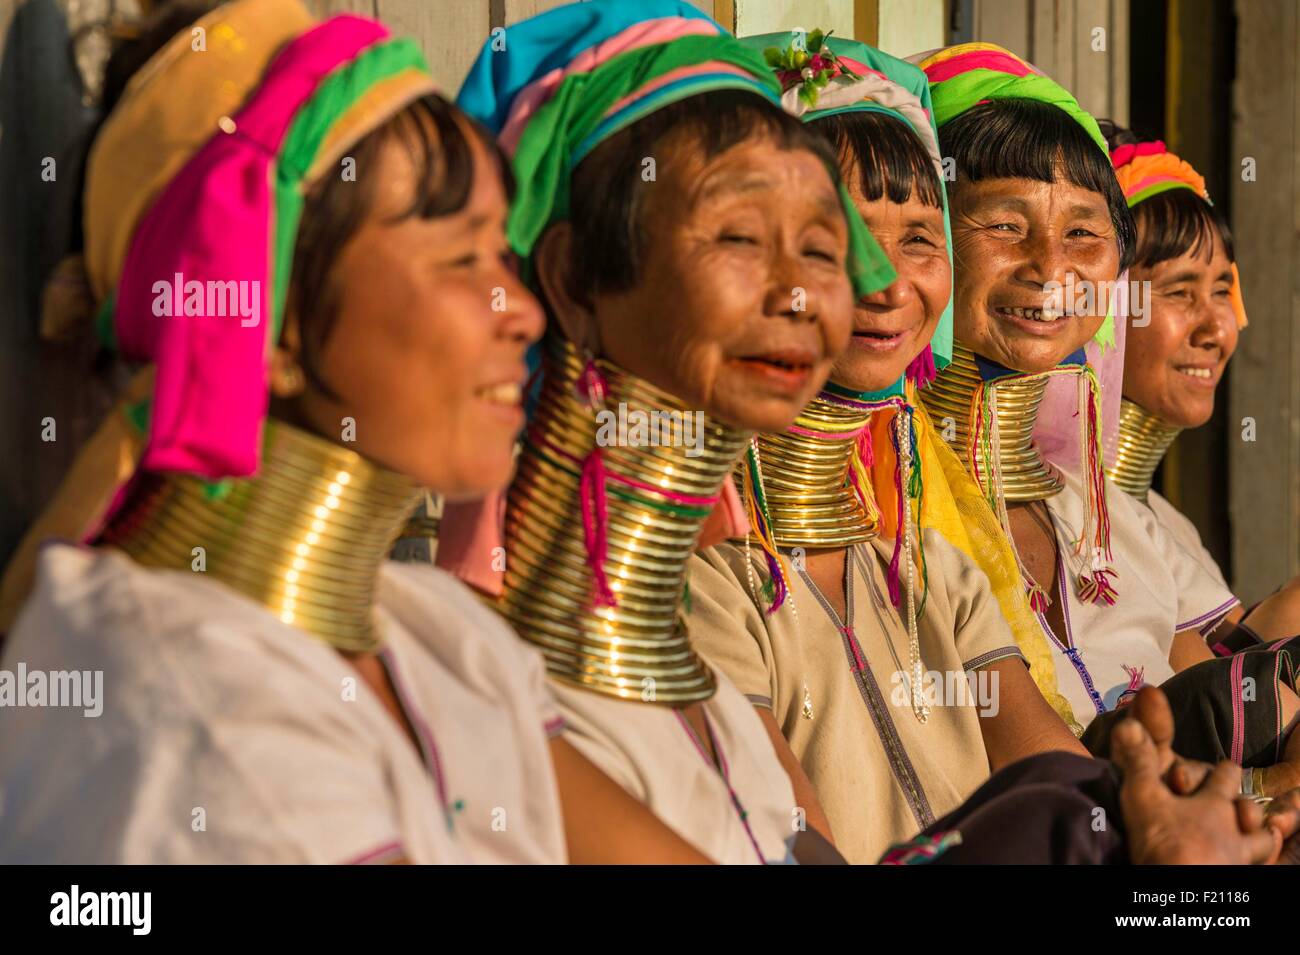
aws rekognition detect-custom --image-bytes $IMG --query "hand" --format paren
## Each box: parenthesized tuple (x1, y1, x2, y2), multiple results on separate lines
(1114, 715, 1282, 864)
(1263, 789, 1300, 865)
(1125, 686, 1216, 796)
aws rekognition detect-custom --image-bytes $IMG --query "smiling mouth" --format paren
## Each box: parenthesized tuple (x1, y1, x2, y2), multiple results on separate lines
(1175, 366, 1215, 381)
(475, 382, 523, 406)
(995, 306, 1067, 323)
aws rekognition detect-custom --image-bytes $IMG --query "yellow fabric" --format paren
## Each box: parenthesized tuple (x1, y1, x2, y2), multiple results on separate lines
(85, 0, 315, 301)
(869, 386, 1082, 734)
(0, 368, 154, 636)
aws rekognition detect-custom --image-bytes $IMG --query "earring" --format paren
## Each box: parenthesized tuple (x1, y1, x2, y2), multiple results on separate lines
(276, 363, 305, 396)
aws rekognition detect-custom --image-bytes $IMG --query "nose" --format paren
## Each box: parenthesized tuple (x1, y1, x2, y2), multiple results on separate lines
(1188, 298, 1232, 355)
(763, 247, 817, 324)
(860, 273, 916, 310)
(1015, 229, 1069, 290)
(500, 271, 546, 346)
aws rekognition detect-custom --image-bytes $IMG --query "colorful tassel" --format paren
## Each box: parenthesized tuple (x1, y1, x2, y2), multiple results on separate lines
(578, 447, 616, 608)
(576, 358, 607, 408)
(1026, 583, 1051, 614)
(906, 344, 938, 389)
(1115, 663, 1145, 708)
(742, 441, 789, 614)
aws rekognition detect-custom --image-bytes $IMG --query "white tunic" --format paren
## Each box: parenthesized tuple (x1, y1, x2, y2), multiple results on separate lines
(1041, 472, 1238, 726)
(0, 544, 567, 864)
(1145, 489, 1232, 591)
(552, 667, 798, 864)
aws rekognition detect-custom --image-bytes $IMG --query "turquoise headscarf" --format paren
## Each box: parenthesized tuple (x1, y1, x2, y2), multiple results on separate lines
(742, 32, 953, 401)
(456, 0, 895, 299)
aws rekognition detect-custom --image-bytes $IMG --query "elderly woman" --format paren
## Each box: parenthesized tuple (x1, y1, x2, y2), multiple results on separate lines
(915, 44, 1300, 796)
(686, 33, 1084, 864)
(0, 0, 738, 864)
(440, 0, 897, 863)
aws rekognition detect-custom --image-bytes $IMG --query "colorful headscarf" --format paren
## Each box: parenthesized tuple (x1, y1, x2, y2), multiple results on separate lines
(456, 0, 894, 297)
(438, 1, 897, 597)
(917, 42, 1116, 348)
(89, 0, 437, 480)
(1112, 140, 1247, 329)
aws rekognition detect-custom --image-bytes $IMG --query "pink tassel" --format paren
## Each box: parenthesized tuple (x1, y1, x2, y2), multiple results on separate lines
(1115, 664, 1145, 708)
(906, 345, 937, 389)
(576, 359, 608, 408)
(856, 428, 874, 468)
(886, 447, 906, 608)
(1076, 568, 1118, 606)
(1026, 584, 1051, 614)
(579, 448, 617, 608)
(763, 551, 788, 614)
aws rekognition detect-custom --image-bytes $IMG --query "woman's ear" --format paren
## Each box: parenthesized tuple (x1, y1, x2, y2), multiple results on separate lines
(269, 312, 307, 399)
(533, 222, 602, 354)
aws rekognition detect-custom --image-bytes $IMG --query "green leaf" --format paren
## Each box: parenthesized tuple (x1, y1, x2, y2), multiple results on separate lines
(807, 28, 825, 52)
(763, 46, 782, 67)
(798, 84, 817, 107)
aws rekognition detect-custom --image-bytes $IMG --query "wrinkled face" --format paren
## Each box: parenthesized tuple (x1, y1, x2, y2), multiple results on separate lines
(1123, 232, 1238, 427)
(949, 175, 1121, 373)
(831, 183, 949, 393)
(552, 130, 855, 433)
(283, 125, 544, 498)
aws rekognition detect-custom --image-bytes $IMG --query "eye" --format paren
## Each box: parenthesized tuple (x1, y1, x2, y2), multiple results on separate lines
(449, 252, 479, 269)
(803, 245, 838, 263)
(721, 232, 759, 246)
(989, 222, 1018, 233)
(906, 233, 938, 249)
(1067, 227, 1098, 238)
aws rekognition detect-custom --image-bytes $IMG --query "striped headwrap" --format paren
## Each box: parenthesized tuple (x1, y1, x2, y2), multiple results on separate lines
(87, 0, 438, 480)
(1112, 140, 1247, 328)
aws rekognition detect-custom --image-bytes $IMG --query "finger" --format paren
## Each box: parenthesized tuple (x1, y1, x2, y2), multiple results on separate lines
(1113, 718, 1162, 789)
(1243, 823, 1282, 865)
(1202, 760, 1245, 801)
(1168, 758, 1214, 796)
(1236, 796, 1266, 834)
(1266, 790, 1300, 840)
(1132, 686, 1176, 769)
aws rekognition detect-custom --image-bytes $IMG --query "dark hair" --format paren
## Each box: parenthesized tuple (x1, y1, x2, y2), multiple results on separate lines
(938, 98, 1136, 270)
(290, 96, 513, 397)
(809, 110, 944, 209)
(98, 2, 511, 397)
(565, 88, 844, 299)
(1098, 119, 1234, 271)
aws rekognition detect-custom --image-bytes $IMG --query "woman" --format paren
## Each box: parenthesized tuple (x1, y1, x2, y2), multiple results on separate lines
(0, 0, 720, 864)
(915, 44, 1300, 794)
(440, 0, 902, 864)
(1104, 128, 1300, 647)
(684, 33, 1083, 864)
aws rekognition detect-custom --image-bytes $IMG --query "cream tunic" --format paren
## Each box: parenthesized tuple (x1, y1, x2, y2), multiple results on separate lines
(686, 530, 1023, 864)
(551, 666, 798, 864)
(1145, 489, 1231, 591)
(1040, 472, 1239, 725)
(0, 544, 567, 865)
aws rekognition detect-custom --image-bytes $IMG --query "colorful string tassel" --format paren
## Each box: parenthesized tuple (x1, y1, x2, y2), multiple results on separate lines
(743, 442, 789, 614)
(906, 344, 937, 389)
(576, 359, 616, 608)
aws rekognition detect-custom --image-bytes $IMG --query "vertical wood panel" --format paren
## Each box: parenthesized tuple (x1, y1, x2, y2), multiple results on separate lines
(1108, 0, 1128, 125)
(1071, 0, 1111, 118)
(374, 0, 489, 91)
(975, 0, 1030, 59)
(304, 0, 377, 16)
(1229, 0, 1300, 601)
(733, 0, 855, 39)
(496, 0, 570, 27)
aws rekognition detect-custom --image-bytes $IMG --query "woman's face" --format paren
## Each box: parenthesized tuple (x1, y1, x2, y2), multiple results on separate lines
(543, 130, 855, 433)
(831, 183, 949, 393)
(949, 175, 1121, 373)
(1123, 232, 1238, 427)
(284, 123, 544, 499)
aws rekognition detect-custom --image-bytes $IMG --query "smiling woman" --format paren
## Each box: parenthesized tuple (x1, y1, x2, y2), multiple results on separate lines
(441, 0, 901, 865)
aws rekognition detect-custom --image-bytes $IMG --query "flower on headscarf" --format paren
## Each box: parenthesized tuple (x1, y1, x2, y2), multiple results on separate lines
(763, 29, 856, 107)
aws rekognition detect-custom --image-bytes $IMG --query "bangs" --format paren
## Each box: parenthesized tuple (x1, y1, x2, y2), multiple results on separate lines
(812, 109, 944, 209)
(1132, 187, 1234, 269)
(569, 88, 842, 296)
(939, 98, 1136, 269)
